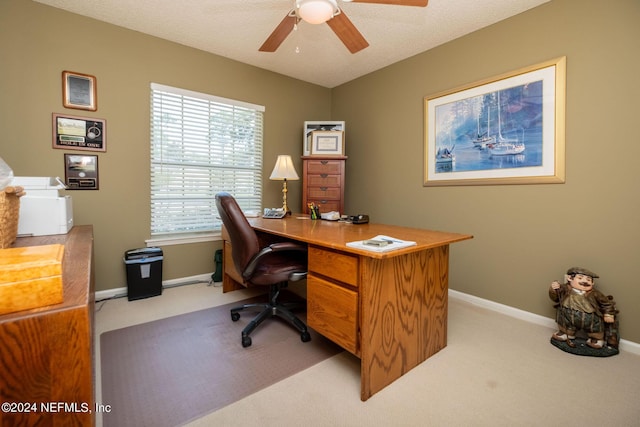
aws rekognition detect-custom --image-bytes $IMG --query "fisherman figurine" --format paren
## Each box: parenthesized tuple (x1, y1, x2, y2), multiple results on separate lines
(548, 267, 619, 357)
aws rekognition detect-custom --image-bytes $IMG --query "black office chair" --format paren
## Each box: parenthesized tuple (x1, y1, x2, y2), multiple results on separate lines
(215, 192, 311, 348)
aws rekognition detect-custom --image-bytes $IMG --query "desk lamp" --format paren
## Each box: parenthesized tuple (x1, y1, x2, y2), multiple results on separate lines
(269, 155, 299, 215)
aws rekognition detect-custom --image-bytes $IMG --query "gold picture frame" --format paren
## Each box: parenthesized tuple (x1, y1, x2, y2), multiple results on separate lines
(424, 56, 566, 186)
(62, 70, 97, 111)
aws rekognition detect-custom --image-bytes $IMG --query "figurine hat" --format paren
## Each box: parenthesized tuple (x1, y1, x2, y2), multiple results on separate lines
(566, 266, 599, 278)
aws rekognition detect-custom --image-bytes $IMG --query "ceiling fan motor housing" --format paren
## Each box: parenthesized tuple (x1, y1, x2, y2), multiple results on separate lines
(260, 0, 428, 54)
(296, 0, 340, 25)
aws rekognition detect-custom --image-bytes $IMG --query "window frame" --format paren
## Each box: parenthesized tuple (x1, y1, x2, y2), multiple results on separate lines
(148, 83, 265, 246)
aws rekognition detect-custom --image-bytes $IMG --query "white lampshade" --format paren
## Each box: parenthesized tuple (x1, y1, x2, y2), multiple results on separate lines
(297, 0, 338, 25)
(269, 155, 299, 180)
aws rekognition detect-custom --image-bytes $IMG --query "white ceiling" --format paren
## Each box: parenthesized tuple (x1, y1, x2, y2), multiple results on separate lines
(34, 0, 550, 88)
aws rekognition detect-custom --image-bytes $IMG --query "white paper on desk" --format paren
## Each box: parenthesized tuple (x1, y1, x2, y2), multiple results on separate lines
(346, 235, 417, 252)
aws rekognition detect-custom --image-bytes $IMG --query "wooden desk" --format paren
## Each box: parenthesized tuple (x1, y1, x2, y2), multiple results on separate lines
(222, 217, 472, 401)
(0, 226, 95, 426)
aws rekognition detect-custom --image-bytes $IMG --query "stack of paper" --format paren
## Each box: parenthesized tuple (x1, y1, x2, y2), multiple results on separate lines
(346, 235, 417, 252)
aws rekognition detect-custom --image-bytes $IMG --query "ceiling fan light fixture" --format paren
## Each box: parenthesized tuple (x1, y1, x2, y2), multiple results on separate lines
(296, 0, 339, 25)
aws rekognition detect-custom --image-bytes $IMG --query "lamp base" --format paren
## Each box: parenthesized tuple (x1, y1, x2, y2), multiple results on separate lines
(281, 179, 291, 215)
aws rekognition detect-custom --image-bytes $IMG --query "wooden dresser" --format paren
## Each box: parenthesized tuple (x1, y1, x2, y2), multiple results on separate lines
(301, 156, 347, 215)
(0, 225, 95, 426)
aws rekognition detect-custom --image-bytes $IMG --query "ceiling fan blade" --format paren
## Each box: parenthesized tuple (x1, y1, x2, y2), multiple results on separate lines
(259, 14, 297, 52)
(348, 0, 428, 6)
(326, 10, 369, 54)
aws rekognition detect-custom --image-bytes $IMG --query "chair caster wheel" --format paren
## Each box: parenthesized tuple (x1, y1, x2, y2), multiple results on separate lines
(231, 312, 240, 321)
(242, 336, 252, 348)
(301, 331, 311, 342)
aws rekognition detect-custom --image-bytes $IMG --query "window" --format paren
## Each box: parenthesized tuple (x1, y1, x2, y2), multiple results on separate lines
(150, 83, 264, 238)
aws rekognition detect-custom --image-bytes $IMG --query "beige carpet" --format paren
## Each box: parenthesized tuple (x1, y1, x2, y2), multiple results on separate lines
(96, 283, 640, 427)
(100, 295, 342, 427)
(188, 297, 640, 427)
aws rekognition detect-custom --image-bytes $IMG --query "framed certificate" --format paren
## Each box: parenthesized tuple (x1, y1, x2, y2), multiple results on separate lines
(303, 121, 345, 156)
(52, 113, 106, 152)
(310, 130, 345, 156)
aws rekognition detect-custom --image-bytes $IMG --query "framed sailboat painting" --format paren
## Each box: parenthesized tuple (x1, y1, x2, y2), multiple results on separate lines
(423, 57, 566, 186)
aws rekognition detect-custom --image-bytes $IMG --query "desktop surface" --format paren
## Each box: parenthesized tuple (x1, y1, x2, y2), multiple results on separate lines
(247, 215, 472, 258)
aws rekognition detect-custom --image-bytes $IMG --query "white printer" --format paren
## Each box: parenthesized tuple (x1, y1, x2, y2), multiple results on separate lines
(12, 177, 73, 236)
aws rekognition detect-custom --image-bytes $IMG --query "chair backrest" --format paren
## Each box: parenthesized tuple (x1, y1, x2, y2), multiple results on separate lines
(215, 192, 260, 278)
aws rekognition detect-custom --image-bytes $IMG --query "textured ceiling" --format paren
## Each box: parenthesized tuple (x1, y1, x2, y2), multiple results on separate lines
(34, 0, 550, 88)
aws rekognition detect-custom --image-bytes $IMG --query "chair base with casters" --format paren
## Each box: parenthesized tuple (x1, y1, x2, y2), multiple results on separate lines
(231, 279, 311, 348)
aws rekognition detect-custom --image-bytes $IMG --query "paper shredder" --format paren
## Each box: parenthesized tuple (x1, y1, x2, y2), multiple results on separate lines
(124, 247, 163, 301)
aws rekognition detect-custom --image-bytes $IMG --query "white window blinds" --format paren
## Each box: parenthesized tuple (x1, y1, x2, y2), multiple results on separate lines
(150, 83, 264, 235)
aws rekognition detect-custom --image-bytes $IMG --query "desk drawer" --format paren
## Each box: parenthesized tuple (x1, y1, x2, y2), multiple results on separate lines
(307, 275, 358, 355)
(308, 246, 358, 287)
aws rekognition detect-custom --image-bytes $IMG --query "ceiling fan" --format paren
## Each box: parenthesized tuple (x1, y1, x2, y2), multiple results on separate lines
(259, 0, 429, 54)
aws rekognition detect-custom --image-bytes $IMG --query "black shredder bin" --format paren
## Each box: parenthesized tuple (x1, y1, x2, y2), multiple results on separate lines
(124, 247, 163, 301)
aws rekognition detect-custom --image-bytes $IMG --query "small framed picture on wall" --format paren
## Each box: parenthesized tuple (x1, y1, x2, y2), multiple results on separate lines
(64, 154, 99, 190)
(52, 113, 106, 152)
(62, 70, 97, 111)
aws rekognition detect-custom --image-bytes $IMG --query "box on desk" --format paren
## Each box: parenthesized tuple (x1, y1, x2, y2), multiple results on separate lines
(0, 244, 64, 315)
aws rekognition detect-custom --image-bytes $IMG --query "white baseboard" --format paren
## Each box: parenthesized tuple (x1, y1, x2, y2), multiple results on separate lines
(449, 289, 640, 356)
(95, 279, 640, 355)
(95, 273, 214, 301)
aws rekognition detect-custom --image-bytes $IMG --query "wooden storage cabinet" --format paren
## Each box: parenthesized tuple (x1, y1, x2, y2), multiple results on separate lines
(302, 156, 346, 215)
(0, 226, 95, 426)
(306, 245, 360, 356)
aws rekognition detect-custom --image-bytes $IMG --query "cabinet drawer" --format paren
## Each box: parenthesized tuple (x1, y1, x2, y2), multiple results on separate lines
(307, 174, 342, 187)
(307, 275, 358, 355)
(307, 186, 341, 200)
(307, 160, 343, 174)
(308, 246, 358, 287)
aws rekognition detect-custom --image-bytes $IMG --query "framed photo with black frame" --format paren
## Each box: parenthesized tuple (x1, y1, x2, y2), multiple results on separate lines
(64, 154, 99, 190)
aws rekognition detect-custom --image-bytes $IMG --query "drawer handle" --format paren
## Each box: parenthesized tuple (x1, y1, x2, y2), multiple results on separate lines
(321, 160, 328, 165)
(320, 186, 328, 191)
(320, 200, 327, 204)
(320, 173, 328, 178)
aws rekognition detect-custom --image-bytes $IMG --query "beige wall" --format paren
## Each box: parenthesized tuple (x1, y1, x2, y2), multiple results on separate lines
(2, 0, 639, 343)
(332, 0, 640, 343)
(0, 1, 331, 290)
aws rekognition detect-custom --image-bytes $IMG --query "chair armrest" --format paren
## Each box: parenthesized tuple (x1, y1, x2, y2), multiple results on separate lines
(265, 241, 308, 253)
(242, 242, 307, 280)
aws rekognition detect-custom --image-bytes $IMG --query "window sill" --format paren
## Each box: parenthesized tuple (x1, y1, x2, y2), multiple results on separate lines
(145, 232, 222, 247)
